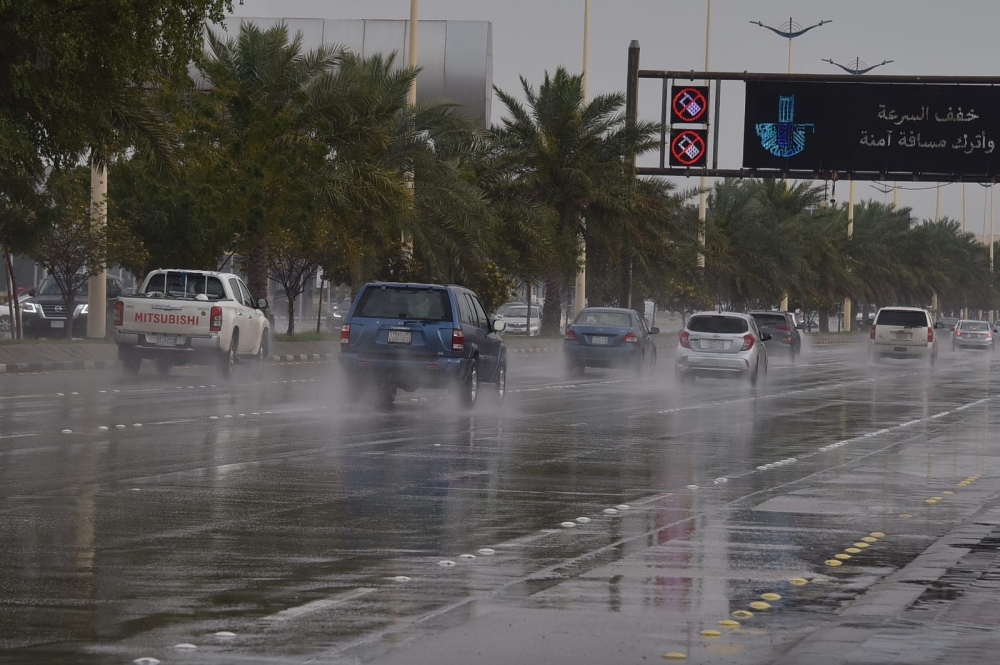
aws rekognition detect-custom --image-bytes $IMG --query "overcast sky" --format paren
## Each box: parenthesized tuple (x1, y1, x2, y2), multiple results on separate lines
(231, 0, 1000, 230)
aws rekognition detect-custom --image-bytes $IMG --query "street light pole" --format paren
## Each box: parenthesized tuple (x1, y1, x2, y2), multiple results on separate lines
(753, 17, 830, 312)
(697, 0, 711, 270)
(823, 57, 893, 333)
(573, 0, 590, 320)
(402, 0, 418, 257)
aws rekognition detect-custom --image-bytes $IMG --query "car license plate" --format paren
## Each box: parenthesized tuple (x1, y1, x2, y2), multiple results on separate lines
(894, 346, 907, 353)
(704, 339, 725, 349)
(50, 320, 64, 329)
(893, 332, 912, 340)
(157, 335, 177, 347)
(591, 335, 608, 345)
(387, 329, 412, 345)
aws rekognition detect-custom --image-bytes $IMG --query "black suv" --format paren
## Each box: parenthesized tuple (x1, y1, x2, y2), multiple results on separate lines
(25, 275, 124, 338)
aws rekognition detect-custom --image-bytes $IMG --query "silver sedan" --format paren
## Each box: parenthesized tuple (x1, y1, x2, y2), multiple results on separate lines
(953, 320, 994, 351)
(675, 311, 770, 385)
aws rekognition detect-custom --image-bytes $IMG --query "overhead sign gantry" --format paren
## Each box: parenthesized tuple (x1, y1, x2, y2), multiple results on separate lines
(625, 40, 1000, 183)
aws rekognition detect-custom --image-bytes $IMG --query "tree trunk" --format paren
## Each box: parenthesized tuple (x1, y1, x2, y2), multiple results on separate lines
(2, 245, 19, 339)
(540, 275, 562, 336)
(246, 238, 269, 308)
(286, 292, 295, 336)
(819, 309, 830, 334)
(525, 280, 532, 336)
(64, 292, 75, 340)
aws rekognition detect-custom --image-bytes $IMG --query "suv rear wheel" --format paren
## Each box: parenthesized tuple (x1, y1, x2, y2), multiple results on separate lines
(459, 361, 479, 410)
(496, 360, 507, 403)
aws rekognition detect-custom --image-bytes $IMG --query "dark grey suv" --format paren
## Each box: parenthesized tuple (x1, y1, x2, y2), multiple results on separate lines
(750, 310, 802, 359)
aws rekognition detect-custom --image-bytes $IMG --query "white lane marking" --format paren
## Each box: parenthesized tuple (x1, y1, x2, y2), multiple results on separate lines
(0, 433, 39, 440)
(264, 588, 376, 622)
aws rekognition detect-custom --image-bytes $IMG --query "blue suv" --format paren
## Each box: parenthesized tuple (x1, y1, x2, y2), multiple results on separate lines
(339, 282, 508, 409)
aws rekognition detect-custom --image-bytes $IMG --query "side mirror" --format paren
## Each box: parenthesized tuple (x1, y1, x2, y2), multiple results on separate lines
(795, 323, 804, 330)
(257, 297, 269, 310)
(650, 327, 660, 334)
(761, 332, 773, 342)
(492, 319, 507, 333)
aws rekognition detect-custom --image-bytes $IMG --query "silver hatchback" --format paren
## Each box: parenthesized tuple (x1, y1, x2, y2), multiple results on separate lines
(675, 311, 770, 385)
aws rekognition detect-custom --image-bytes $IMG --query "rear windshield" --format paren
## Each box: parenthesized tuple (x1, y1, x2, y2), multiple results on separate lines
(751, 313, 787, 327)
(355, 286, 452, 322)
(506, 306, 541, 318)
(876, 309, 929, 328)
(143, 272, 226, 300)
(576, 310, 631, 327)
(959, 321, 989, 331)
(687, 315, 748, 334)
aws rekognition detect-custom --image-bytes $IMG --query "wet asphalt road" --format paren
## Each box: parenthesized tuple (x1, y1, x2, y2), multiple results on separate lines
(2, 341, 1000, 664)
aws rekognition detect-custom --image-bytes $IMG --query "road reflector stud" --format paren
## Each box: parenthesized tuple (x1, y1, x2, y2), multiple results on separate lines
(700, 629, 722, 638)
(719, 619, 740, 627)
(943, 491, 954, 495)
(870, 532, 886, 538)
(846, 547, 862, 554)
(761, 593, 781, 601)
(664, 653, 687, 660)
(835, 553, 852, 560)
(854, 542, 870, 548)
(925, 499, 938, 504)
(825, 559, 843, 567)
(789, 578, 808, 586)
(749, 601, 771, 610)
(931, 496, 942, 501)
(732, 610, 754, 618)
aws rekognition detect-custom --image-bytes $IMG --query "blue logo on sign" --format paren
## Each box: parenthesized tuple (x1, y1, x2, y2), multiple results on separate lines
(756, 95, 815, 157)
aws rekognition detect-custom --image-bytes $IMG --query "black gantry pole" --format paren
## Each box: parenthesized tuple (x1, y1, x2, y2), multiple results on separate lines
(625, 40, 640, 309)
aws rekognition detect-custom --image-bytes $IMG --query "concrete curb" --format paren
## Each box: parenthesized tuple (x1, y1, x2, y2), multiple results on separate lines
(0, 360, 111, 374)
(269, 353, 335, 362)
(775, 498, 1000, 665)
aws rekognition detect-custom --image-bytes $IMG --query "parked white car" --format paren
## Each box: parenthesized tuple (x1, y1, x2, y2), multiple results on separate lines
(112, 269, 270, 377)
(868, 306, 936, 365)
(498, 304, 542, 336)
(675, 311, 770, 385)
(0, 293, 37, 335)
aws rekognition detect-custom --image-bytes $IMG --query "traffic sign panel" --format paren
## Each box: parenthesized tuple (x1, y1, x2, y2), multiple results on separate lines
(670, 130, 708, 167)
(671, 86, 709, 124)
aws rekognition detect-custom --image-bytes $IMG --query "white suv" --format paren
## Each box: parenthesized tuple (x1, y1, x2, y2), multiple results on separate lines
(869, 307, 936, 365)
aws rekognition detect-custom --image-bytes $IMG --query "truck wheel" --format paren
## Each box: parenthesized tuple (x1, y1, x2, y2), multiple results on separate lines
(375, 381, 396, 411)
(219, 330, 238, 378)
(155, 357, 171, 376)
(256, 332, 269, 376)
(121, 353, 141, 377)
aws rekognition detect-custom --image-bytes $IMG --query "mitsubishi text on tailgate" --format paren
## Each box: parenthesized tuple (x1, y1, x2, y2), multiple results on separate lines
(112, 270, 270, 378)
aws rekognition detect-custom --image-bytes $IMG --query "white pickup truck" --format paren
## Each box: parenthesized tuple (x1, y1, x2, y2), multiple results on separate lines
(112, 269, 270, 377)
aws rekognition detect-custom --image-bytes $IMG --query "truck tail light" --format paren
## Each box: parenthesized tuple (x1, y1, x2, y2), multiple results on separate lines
(452, 328, 465, 352)
(928, 327, 934, 343)
(623, 332, 638, 343)
(741, 333, 755, 351)
(870, 325, 876, 340)
(679, 330, 691, 349)
(113, 301, 124, 327)
(210, 306, 223, 332)
(340, 323, 350, 345)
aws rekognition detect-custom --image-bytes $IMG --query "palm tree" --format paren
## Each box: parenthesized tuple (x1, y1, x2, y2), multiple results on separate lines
(492, 67, 661, 334)
(200, 22, 346, 300)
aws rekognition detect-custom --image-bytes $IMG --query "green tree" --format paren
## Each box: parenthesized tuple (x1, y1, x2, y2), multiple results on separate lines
(27, 168, 147, 339)
(491, 67, 662, 334)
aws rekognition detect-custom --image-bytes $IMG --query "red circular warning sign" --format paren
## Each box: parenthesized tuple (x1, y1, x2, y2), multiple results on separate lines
(670, 130, 707, 167)
(672, 87, 708, 123)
